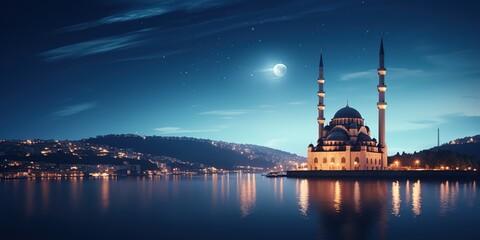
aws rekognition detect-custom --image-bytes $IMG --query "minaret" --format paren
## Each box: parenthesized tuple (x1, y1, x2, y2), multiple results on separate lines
(317, 52, 326, 140)
(377, 38, 388, 163)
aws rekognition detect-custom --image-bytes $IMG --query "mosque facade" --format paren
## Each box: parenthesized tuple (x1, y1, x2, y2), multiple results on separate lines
(307, 39, 388, 170)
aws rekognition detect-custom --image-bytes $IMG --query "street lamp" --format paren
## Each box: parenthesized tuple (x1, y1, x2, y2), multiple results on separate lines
(415, 160, 420, 169)
(394, 160, 399, 169)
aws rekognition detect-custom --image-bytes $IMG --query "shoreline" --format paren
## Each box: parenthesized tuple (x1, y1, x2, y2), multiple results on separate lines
(287, 170, 479, 179)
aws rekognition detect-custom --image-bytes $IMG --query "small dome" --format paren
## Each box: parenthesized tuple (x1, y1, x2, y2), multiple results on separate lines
(357, 132, 371, 141)
(326, 129, 349, 141)
(333, 105, 362, 119)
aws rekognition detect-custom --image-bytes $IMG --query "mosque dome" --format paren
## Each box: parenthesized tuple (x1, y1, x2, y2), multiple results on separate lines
(357, 132, 372, 141)
(333, 105, 362, 119)
(326, 129, 349, 141)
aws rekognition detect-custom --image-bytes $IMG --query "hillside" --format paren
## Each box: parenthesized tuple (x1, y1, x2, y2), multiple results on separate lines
(388, 134, 480, 169)
(84, 134, 304, 169)
(433, 134, 480, 161)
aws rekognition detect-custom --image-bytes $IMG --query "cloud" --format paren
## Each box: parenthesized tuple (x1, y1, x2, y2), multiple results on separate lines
(54, 102, 97, 117)
(339, 70, 372, 81)
(266, 138, 287, 148)
(339, 67, 425, 81)
(198, 110, 251, 116)
(287, 101, 307, 105)
(462, 95, 480, 99)
(40, 29, 151, 61)
(61, 8, 168, 32)
(425, 50, 476, 67)
(60, 1, 228, 32)
(52, 1, 343, 63)
(154, 127, 219, 134)
(409, 120, 439, 125)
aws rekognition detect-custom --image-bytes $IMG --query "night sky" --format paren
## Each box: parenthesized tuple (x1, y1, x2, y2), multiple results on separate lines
(1, 0, 479, 156)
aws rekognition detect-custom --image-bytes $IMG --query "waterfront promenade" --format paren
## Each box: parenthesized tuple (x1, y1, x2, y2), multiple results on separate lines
(287, 170, 479, 179)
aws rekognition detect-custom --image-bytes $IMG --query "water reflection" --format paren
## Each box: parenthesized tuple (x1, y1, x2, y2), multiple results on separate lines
(210, 174, 230, 206)
(101, 178, 109, 211)
(237, 173, 256, 217)
(306, 180, 388, 240)
(296, 179, 309, 216)
(439, 181, 458, 216)
(411, 180, 422, 216)
(273, 177, 284, 203)
(392, 181, 401, 216)
(41, 179, 50, 215)
(333, 181, 342, 213)
(354, 181, 361, 213)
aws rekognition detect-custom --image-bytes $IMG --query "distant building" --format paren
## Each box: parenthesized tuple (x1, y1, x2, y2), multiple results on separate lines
(307, 39, 388, 170)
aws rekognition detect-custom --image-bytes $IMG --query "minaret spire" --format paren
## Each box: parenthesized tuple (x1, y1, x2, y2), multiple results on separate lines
(376, 38, 388, 169)
(317, 51, 326, 140)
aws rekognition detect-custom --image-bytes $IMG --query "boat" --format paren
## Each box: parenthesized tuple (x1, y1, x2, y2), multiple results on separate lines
(265, 171, 287, 178)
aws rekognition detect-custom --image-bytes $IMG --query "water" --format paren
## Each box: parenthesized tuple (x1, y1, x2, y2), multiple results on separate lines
(1, 174, 479, 240)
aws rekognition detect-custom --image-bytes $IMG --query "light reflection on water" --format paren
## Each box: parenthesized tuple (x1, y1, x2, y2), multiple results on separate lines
(238, 173, 256, 217)
(1, 175, 479, 239)
(296, 179, 309, 216)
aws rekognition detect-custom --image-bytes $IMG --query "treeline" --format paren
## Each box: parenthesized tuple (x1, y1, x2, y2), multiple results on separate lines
(388, 149, 478, 169)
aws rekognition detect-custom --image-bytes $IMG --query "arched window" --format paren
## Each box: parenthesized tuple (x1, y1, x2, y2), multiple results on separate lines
(331, 158, 335, 163)
(366, 158, 369, 165)
(341, 157, 346, 163)
(375, 159, 377, 165)
(323, 158, 327, 163)
(314, 158, 318, 163)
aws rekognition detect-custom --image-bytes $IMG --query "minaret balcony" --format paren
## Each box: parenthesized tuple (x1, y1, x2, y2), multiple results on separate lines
(318, 79, 325, 84)
(377, 68, 387, 76)
(377, 102, 387, 109)
(317, 91, 325, 97)
(317, 104, 325, 110)
(377, 85, 387, 92)
(317, 117, 325, 124)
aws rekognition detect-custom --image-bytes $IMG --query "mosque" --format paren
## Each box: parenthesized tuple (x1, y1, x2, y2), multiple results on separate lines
(307, 39, 388, 170)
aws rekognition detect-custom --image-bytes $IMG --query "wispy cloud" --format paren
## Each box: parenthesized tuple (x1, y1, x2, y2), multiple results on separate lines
(339, 70, 372, 81)
(425, 50, 476, 67)
(60, 1, 228, 32)
(154, 127, 219, 134)
(266, 138, 287, 148)
(53, 1, 343, 63)
(339, 67, 425, 81)
(287, 101, 307, 105)
(198, 110, 251, 116)
(463, 95, 480, 99)
(61, 8, 168, 32)
(409, 120, 439, 125)
(40, 29, 151, 61)
(54, 102, 97, 117)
